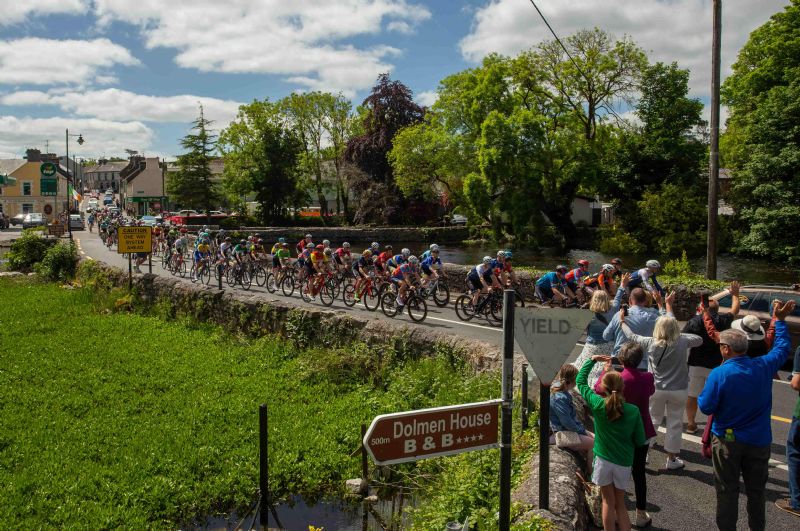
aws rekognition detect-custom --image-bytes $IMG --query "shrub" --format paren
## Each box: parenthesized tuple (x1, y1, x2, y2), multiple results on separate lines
(6, 230, 49, 272)
(35, 241, 78, 281)
(598, 224, 645, 255)
(663, 250, 692, 276)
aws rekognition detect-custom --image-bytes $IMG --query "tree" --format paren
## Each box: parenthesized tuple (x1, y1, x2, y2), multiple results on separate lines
(218, 100, 305, 224)
(168, 105, 221, 217)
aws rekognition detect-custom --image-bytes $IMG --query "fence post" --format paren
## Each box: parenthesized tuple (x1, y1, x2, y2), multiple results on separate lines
(259, 404, 269, 529)
(521, 363, 529, 430)
(361, 423, 369, 495)
(218, 264, 223, 290)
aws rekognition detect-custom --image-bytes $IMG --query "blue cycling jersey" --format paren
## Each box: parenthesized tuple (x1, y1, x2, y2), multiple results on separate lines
(536, 271, 565, 290)
(421, 255, 441, 269)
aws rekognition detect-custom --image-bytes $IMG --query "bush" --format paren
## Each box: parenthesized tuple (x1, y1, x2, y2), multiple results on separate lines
(598, 224, 645, 255)
(663, 250, 692, 276)
(35, 241, 78, 281)
(6, 230, 49, 272)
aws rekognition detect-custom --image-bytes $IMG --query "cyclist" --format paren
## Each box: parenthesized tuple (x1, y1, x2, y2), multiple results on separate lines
(535, 265, 572, 304)
(498, 250, 518, 286)
(191, 237, 212, 281)
(296, 234, 312, 256)
(375, 245, 393, 278)
(387, 248, 411, 275)
(271, 237, 286, 254)
(420, 246, 443, 289)
(583, 264, 616, 294)
(370, 242, 380, 256)
(565, 260, 590, 302)
(610, 257, 623, 282)
(333, 242, 352, 273)
(421, 243, 439, 261)
(272, 242, 292, 278)
(628, 259, 664, 296)
(216, 228, 227, 246)
(217, 236, 233, 263)
(391, 255, 421, 309)
(322, 239, 331, 252)
(305, 244, 329, 300)
(352, 249, 374, 302)
(251, 238, 267, 261)
(232, 239, 250, 266)
(297, 242, 314, 268)
(468, 256, 501, 307)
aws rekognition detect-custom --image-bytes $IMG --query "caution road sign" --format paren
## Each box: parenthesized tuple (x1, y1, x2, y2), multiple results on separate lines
(363, 400, 501, 465)
(118, 226, 152, 254)
(514, 307, 593, 384)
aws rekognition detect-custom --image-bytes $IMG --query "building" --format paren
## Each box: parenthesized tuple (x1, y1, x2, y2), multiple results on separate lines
(83, 159, 127, 193)
(0, 149, 72, 220)
(120, 156, 166, 215)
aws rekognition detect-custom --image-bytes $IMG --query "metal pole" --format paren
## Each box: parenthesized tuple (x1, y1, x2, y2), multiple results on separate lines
(360, 423, 369, 494)
(706, 0, 722, 280)
(128, 253, 132, 292)
(148, 252, 152, 275)
(64, 129, 68, 231)
(259, 404, 269, 529)
(521, 363, 529, 430)
(499, 289, 515, 531)
(218, 263, 223, 290)
(539, 382, 550, 511)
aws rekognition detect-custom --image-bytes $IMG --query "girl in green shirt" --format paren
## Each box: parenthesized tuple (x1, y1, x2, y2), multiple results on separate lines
(578, 356, 646, 531)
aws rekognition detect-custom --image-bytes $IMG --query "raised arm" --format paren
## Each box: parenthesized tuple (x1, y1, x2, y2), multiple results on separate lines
(762, 301, 795, 375)
(702, 308, 721, 343)
(576, 358, 606, 411)
(729, 281, 741, 317)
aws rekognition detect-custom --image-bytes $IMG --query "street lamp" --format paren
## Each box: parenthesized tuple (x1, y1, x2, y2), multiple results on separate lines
(65, 129, 85, 241)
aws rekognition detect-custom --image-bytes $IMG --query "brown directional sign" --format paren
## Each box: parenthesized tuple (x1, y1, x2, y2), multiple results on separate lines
(363, 400, 501, 465)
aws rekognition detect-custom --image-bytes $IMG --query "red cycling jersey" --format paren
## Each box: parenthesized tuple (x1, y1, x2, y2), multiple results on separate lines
(377, 251, 393, 265)
(335, 247, 350, 258)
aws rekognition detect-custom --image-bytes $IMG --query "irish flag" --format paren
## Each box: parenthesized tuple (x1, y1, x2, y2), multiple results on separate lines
(69, 184, 82, 202)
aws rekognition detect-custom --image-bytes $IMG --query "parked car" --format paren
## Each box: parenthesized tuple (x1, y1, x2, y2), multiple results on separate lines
(139, 215, 157, 227)
(69, 215, 85, 231)
(450, 214, 468, 226)
(103, 196, 114, 206)
(105, 189, 114, 195)
(22, 213, 45, 229)
(10, 213, 26, 226)
(711, 284, 800, 364)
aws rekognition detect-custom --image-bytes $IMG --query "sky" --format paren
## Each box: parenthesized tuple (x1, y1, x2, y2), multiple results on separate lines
(0, 0, 790, 161)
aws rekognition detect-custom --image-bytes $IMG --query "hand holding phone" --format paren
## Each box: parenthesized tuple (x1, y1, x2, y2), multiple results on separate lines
(622, 303, 629, 317)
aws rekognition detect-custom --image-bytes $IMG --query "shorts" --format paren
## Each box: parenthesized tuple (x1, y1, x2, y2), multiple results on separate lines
(592, 455, 631, 489)
(688, 365, 712, 398)
(535, 284, 554, 301)
(566, 281, 578, 293)
(272, 256, 281, 268)
(468, 272, 482, 291)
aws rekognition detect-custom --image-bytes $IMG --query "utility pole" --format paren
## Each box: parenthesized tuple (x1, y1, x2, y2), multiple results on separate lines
(706, 0, 722, 280)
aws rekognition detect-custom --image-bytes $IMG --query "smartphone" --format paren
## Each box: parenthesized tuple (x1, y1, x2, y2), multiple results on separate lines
(611, 357, 624, 372)
(622, 304, 629, 316)
(701, 293, 709, 307)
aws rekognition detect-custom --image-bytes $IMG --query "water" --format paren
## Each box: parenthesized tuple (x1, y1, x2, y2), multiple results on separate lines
(346, 241, 798, 285)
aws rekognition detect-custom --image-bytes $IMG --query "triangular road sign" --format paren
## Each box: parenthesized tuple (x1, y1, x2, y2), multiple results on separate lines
(513, 307, 593, 385)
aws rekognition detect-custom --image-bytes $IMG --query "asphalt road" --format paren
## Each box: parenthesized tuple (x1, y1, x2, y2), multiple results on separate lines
(71, 228, 799, 530)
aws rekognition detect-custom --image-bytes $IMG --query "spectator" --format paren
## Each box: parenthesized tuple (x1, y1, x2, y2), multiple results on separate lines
(594, 342, 656, 527)
(549, 364, 594, 459)
(572, 277, 626, 388)
(577, 356, 646, 531)
(683, 282, 740, 434)
(620, 295, 701, 470)
(699, 300, 795, 531)
(776, 345, 800, 517)
(603, 281, 670, 368)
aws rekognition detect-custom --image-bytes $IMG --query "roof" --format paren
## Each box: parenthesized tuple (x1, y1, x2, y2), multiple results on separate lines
(166, 158, 224, 175)
(719, 168, 733, 180)
(0, 159, 26, 175)
(84, 161, 128, 174)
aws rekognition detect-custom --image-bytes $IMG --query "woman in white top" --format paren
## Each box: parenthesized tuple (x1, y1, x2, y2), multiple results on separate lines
(620, 301, 702, 470)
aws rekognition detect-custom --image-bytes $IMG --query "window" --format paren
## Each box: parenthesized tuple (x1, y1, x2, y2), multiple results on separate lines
(22, 181, 31, 196)
(22, 203, 33, 214)
(746, 293, 771, 313)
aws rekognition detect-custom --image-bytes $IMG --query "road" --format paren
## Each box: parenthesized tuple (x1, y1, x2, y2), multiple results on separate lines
(71, 228, 798, 530)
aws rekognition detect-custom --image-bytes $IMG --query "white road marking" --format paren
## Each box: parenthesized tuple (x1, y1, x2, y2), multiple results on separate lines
(426, 314, 503, 332)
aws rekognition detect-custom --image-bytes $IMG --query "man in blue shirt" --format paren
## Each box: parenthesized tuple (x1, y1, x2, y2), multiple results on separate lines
(699, 299, 795, 530)
(777, 345, 800, 516)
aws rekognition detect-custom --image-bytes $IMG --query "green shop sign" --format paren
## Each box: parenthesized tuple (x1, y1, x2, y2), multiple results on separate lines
(40, 178, 58, 196)
(130, 196, 164, 203)
(40, 162, 57, 177)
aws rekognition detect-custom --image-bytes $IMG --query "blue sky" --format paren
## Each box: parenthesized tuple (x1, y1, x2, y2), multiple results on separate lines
(0, 0, 789, 160)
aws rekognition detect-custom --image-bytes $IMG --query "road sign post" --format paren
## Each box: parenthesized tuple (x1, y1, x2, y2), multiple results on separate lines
(513, 306, 593, 511)
(499, 289, 515, 531)
(363, 400, 501, 466)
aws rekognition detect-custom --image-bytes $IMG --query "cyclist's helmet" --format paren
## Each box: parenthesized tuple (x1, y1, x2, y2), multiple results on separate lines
(611, 257, 622, 266)
(430, 244, 439, 252)
(282, 242, 289, 247)
(322, 239, 330, 247)
(363, 249, 372, 257)
(202, 225, 208, 231)
(169, 229, 177, 236)
(497, 250, 506, 258)
(240, 240, 247, 245)
(401, 248, 411, 257)
(408, 255, 419, 265)
(323, 248, 332, 256)
(556, 265, 569, 273)
(371, 242, 380, 251)
(180, 226, 187, 233)
(202, 237, 211, 244)
(602, 263, 614, 273)
(504, 250, 513, 259)
(305, 233, 312, 239)
(578, 259, 589, 268)
(343, 242, 351, 249)
(384, 244, 393, 251)
(306, 243, 314, 249)
(278, 237, 286, 243)
(646, 259, 661, 269)
(316, 244, 325, 250)
(483, 256, 493, 264)
(224, 236, 232, 242)
(257, 239, 264, 244)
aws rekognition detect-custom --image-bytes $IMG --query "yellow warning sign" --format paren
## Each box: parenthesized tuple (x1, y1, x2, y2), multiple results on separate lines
(118, 226, 152, 254)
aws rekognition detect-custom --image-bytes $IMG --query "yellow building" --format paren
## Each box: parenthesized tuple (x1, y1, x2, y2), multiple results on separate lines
(0, 149, 71, 221)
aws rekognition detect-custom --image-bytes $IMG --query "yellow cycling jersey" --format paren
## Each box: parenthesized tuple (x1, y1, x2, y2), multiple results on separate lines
(271, 243, 283, 254)
(197, 244, 210, 253)
(309, 251, 329, 265)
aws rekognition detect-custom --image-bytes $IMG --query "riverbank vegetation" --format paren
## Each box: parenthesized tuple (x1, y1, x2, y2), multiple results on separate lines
(0, 276, 539, 529)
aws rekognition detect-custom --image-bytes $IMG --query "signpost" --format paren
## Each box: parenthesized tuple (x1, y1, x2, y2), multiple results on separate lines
(513, 306, 593, 511)
(117, 226, 152, 291)
(363, 400, 501, 466)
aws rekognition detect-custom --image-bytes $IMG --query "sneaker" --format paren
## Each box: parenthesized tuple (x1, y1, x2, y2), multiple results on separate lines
(308, 296, 316, 302)
(665, 457, 685, 470)
(685, 423, 698, 435)
(775, 499, 800, 517)
(634, 511, 652, 528)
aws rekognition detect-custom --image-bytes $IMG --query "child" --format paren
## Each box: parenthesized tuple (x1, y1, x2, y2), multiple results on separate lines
(577, 356, 646, 531)
(550, 364, 595, 460)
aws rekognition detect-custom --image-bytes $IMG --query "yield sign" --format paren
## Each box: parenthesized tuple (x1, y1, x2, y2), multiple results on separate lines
(514, 307, 593, 385)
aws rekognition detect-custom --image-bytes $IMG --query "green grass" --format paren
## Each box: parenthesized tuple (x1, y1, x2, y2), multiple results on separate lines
(0, 278, 499, 529)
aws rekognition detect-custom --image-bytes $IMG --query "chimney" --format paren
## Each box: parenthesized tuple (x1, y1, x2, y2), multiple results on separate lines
(25, 148, 42, 162)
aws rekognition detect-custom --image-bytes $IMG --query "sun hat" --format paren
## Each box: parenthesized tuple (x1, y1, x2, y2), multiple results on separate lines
(731, 315, 765, 341)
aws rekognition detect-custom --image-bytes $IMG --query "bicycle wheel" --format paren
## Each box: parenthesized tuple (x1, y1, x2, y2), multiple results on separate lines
(226, 267, 236, 287)
(300, 278, 313, 302)
(488, 295, 504, 326)
(254, 266, 267, 287)
(265, 273, 277, 293)
(178, 259, 187, 278)
(281, 274, 295, 297)
(363, 285, 380, 311)
(433, 281, 450, 307)
(199, 265, 211, 285)
(406, 295, 428, 323)
(319, 280, 335, 306)
(342, 282, 356, 307)
(240, 270, 252, 290)
(454, 294, 476, 321)
(189, 263, 198, 282)
(380, 291, 399, 317)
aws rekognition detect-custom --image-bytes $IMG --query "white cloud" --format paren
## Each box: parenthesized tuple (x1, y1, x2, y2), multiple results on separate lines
(460, 0, 789, 99)
(1, 0, 87, 26)
(1, 89, 243, 125)
(91, 0, 430, 96)
(416, 90, 438, 107)
(0, 115, 154, 159)
(0, 38, 139, 86)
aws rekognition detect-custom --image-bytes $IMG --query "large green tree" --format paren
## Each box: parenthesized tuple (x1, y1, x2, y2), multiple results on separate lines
(722, 0, 800, 261)
(168, 105, 221, 215)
